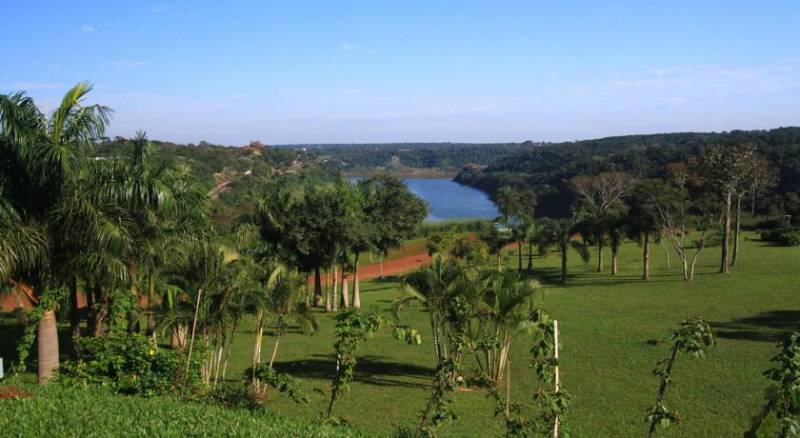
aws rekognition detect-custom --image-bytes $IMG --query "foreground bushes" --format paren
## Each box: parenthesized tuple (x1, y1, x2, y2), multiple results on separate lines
(57, 333, 204, 397)
(0, 385, 361, 437)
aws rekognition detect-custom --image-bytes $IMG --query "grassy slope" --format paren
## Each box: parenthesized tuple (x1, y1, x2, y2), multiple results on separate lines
(0, 385, 362, 437)
(222, 234, 799, 436)
(2, 234, 797, 436)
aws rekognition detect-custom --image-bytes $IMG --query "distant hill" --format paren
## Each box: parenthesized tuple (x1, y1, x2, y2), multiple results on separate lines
(454, 127, 800, 218)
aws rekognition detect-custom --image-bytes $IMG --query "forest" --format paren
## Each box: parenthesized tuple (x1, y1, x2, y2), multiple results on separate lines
(455, 129, 800, 218)
(2, 84, 800, 437)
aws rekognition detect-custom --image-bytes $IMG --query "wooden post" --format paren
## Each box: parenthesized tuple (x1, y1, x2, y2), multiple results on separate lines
(553, 320, 560, 438)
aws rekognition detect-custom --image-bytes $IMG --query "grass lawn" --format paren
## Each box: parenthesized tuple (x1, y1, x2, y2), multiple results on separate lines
(220, 233, 800, 436)
(2, 233, 798, 436)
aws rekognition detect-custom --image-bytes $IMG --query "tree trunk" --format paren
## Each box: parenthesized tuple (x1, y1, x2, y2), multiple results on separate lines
(37, 309, 59, 385)
(70, 278, 81, 338)
(611, 243, 619, 275)
(720, 191, 732, 273)
(642, 233, 651, 280)
(560, 241, 568, 284)
(342, 270, 350, 308)
(324, 269, 332, 312)
(517, 240, 523, 272)
(352, 255, 361, 309)
(332, 264, 339, 312)
(527, 240, 534, 271)
(314, 266, 323, 307)
(732, 195, 742, 267)
(171, 324, 187, 349)
(269, 333, 281, 369)
(596, 233, 604, 272)
(379, 251, 384, 279)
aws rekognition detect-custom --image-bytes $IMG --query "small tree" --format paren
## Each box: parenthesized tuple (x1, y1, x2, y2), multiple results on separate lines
(646, 318, 715, 437)
(748, 332, 800, 437)
(571, 172, 634, 272)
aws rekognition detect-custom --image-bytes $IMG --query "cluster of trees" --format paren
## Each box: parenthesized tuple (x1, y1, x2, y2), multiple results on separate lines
(489, 143, 779, 283)
(251, 172, 427, 311)
(456, 128, 800, 219)
(0, 83, 428, 393)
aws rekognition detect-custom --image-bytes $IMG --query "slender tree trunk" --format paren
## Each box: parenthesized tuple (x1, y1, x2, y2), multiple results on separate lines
(379, 251, 384, 279)
(642, 233, 651, 280)
(324, 268, 332, 312)
(596, 233, 604, 272)
(305, 273, 310, 306)
(252, 309, 265, 383)
(560, 241, 568, 284)
(352, 255, 361, 309)
(146, 274, 157, 338)
(332, 264, 339, 312)
(720, 191, 732, 273)
(314, 266, 323, 307)
(527, 240, 534, 271)
(517, 240, 523, 272)
(70, 277, 81, 338)
(342, 270, 350, 308)
(37, 309, 60, 385)
(648, 343, 680, 438)
(751, 181, 757, 216)
(732, 195, 742, 267)
(611, 243, 619, 275)
(269, 333, 281, 369)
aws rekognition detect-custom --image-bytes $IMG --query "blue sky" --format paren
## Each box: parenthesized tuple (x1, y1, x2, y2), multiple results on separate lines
(2, 1, 799, 145)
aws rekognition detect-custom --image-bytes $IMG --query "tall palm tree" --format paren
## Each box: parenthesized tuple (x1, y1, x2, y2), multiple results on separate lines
(394, 254, 472, 366)
(1, 83, 113, 383)
(468, 271, 540, 383)
(537, 218, 590, 284)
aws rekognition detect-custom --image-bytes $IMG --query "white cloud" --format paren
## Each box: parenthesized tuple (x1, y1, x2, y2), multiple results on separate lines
(340, 42, 363, 53)
(151, 5, 170, 14)
(106, 60, 148, 71)
(6, 82, 64, 90)
(81, 24, 95, 33)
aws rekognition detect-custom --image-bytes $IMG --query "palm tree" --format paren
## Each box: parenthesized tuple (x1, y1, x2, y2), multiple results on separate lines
(394, 254, 471, 366)
(537, 218, 590, 284)
(469, 271, 540, 383)
(1, 83, 113, 383)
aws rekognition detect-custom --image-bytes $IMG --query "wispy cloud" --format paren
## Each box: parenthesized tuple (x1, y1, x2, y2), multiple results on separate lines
(6, 82, 64, 90)
(106, 60, 148, 71)
(81, 24, 95, 33)
(339, 42, 363, 53)
(151, 5, 170, 14)
(150, 4, 195, 16)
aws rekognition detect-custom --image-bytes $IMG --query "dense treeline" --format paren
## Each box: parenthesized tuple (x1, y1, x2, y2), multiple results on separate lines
(455, 128, 800, 218)
(299, 142, 540, 173)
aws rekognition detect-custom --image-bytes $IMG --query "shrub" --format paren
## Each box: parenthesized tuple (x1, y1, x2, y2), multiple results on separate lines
(760, 228, 800, 246)
(57, 333, 204, 397)
(777, 229, 800, 246)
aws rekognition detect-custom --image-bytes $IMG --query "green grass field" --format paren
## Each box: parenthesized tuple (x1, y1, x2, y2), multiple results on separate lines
(211, 233, 799, 436)
(3, 233, 799, 436)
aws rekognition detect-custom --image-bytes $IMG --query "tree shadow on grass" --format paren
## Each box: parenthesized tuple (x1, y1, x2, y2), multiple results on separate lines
(713, 310, 800, 342)
(527, 267, 678, 289)
(273, 354, 434, 389)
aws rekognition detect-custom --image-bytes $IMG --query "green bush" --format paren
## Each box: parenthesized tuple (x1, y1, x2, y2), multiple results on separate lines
(777, 229, 800, 246)
(760, 228, 800, 246)
(57, 333, 203, 397)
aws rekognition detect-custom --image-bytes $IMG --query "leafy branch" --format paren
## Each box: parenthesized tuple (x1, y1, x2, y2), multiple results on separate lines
(748, 332, 800, 437)
(646, 318, 714, 437)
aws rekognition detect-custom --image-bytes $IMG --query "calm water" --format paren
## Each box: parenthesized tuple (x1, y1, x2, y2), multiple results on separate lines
(405, 178, 498, 222)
